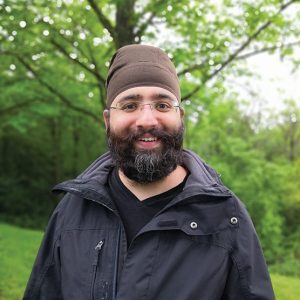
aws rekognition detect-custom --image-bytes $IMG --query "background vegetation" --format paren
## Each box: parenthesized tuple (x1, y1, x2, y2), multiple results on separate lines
(0, 0, 300, 298)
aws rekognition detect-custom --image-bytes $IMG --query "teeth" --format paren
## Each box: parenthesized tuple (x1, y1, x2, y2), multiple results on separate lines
(140, 137, 157, 142)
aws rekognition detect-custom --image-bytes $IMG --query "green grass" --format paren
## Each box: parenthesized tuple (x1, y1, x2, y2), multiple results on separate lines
(1, 223, 300, 300)
(271, 273, 300, 300)
(0, 223, 43, 300)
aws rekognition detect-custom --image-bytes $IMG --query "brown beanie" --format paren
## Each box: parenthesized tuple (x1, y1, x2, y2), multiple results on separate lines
(105, 44, 180, 106)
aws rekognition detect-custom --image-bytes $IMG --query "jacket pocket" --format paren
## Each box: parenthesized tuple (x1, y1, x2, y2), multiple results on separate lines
(90, 240, 105, 300)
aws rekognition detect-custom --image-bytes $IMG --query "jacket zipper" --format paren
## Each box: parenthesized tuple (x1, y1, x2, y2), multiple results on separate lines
(112, 225, 123, 300)
(91, 240, 105, 300)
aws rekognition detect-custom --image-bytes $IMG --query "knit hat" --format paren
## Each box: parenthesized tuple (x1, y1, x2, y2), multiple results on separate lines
(105, 44, 180, 106)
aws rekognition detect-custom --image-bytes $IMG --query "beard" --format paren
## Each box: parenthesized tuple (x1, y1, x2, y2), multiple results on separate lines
(107, 123, 184, 183)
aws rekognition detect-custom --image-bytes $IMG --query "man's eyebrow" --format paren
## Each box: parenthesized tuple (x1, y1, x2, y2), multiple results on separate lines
(117, 93, 176, 102)
(152, 93, 176, 101)
(118, 94, 142, 102)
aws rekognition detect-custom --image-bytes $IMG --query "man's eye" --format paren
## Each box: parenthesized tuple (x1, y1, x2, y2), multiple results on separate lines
(155, 102, 171, 111)
(121, 103, 138, 111)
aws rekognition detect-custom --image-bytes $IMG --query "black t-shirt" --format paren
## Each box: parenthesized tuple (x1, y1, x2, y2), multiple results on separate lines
(107, 167, 188, 245)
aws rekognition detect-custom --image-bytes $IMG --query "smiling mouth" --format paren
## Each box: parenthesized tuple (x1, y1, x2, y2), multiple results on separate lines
(138, 137, 158, 142)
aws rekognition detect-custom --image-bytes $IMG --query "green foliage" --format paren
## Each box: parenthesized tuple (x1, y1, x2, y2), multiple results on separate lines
(0, 0, 300, 274)
(0, 107, 106, 228)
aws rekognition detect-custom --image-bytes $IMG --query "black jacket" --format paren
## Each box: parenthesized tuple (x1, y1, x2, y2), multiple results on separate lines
(24, 150, 275, 300)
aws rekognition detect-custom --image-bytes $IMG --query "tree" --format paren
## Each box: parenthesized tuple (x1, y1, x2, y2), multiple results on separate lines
(0, 0, 300, 268)
(1, 0, 300, 120)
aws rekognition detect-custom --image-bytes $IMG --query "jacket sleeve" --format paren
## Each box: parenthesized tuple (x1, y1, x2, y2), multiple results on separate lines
(23, 197, 66, 300)
(222, 199, 276, 300)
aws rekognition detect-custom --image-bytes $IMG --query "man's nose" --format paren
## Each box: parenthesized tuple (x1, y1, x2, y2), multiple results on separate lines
(135, 105, 159, 128)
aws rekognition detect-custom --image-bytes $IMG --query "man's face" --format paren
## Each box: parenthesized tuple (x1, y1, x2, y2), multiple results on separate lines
(103, 86, 185, 183)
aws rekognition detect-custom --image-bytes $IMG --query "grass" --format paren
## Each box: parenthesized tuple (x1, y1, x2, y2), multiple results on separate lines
(271, 273, 300, 300)
(0, 223, 43, 300)
(0, 223, 300, 300)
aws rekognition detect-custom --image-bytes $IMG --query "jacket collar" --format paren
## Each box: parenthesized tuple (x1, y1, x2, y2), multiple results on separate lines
(52, 149, 231, 209)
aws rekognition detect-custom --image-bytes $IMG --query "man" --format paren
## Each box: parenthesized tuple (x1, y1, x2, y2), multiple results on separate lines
(24, 44, 275, 300)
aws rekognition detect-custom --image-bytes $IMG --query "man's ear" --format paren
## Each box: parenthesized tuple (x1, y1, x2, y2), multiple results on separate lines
(103, 109, 110, 131)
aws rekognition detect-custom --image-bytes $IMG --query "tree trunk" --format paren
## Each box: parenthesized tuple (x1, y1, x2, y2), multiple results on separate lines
(72, 118, 80, 176)
(48, 118, 61, 185)
(115, 0, 136, 48)
(288, 121, 297, 162)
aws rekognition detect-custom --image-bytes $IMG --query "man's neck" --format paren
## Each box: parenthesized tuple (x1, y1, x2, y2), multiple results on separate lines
(118, 166, 187, 201)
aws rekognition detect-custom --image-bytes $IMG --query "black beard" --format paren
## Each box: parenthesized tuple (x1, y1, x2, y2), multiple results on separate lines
(107, 125, 184, 183)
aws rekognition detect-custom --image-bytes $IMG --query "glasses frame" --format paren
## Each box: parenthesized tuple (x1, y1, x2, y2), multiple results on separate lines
(109, 102, 181, 113)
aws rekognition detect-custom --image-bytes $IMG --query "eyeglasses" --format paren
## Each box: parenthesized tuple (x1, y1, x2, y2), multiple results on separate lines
(109, 101, 181, 113)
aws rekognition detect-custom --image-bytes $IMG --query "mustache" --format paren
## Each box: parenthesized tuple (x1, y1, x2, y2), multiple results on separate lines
(111, 127, 180, 147)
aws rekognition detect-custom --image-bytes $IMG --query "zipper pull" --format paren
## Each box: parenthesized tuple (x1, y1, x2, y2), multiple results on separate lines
(93, 240, 104, 265)
(95, 240, 104, 251)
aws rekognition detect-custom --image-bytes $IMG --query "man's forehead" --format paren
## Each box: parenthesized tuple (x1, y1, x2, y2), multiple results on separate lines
(118, 93, 175, 102)
(112, 86, 178, 105)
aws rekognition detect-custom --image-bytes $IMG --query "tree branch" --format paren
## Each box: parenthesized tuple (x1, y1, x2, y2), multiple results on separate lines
(177, 60, 208, 77)
(39, 24, 106, 86)
(0, 99, 38, 116)
(2, 52, 101, 123)
(179, 40, 300, 78)
(55, 29, 89, 56)
(135, 12, 156, 43)
(86, 43, 106, 109)
(87, 0, 117, 46)
(236, 40, 300, 60)
(50, 38, 105, 85)
(0, 76, 31, 88)
(182, 0, 297, 100)
(135, 0, 166, 41)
